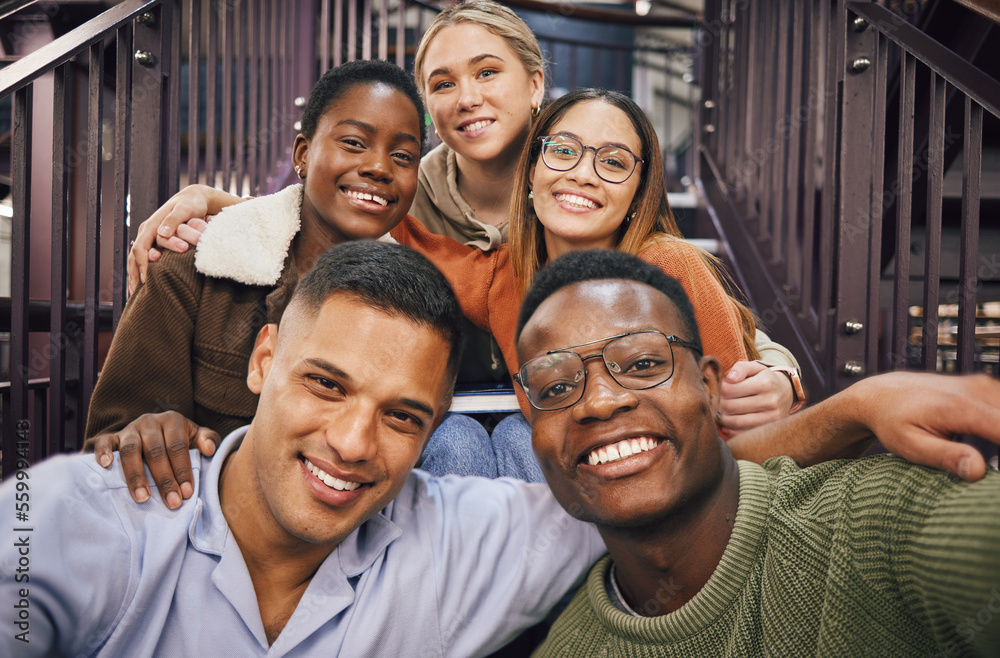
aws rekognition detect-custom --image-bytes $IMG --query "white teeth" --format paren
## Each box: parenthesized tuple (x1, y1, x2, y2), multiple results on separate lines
(555, 194, 599, 209)
(345, 189, 389, 206)
(461, 120, 493, 132)
(586, 438, 661, 466)
(304, 459, 361, 492)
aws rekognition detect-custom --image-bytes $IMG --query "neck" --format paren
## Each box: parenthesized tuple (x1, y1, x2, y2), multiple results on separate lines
(220, 434, 335, 644)
(542, 227, 619, 263)
(292, 207, 343, 280)
(452, 140, 523, 227)
(599, 456, 740, 616)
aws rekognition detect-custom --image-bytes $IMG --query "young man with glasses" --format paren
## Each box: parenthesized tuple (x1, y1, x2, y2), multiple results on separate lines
(517, 249, 1000, 657)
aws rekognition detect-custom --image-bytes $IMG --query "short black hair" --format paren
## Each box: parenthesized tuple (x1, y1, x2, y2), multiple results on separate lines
(291, 241, 465, 387)
(516, 249, 702, 353)
(300, 59, 427, 147)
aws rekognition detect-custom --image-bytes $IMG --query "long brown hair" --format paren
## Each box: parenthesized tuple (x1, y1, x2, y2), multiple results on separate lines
(507, 88, 760, 359)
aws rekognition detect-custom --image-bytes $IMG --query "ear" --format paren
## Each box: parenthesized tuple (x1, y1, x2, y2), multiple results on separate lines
(247, 323, 279, 394)
(292, 134, 309, 172)
(529, 69, 545, 111)
(699, 355, 722, 413)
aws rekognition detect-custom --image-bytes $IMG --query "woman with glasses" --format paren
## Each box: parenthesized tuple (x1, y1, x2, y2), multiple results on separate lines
(390, 88, 805, 480)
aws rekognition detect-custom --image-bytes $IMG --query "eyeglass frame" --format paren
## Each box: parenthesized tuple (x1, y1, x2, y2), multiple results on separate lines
(536, 134, 645, 184)
(513, 330, 702, 411)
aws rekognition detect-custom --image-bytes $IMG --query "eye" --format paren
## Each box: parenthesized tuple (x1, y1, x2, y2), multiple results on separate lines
(431, 80, 454, 93)
(386, 410, 424, 433)
(392, 150, 417, 165)
(341, 137, 366, 150)
(620, 355, 668, 378)
(598, 151, 629, 170)
(538, 373, 582, 401)
(478, 68, 499, 80)
(308, 375, 345, 396)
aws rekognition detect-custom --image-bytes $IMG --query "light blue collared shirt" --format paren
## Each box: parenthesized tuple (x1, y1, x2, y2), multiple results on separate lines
(0, 428, 605, 657)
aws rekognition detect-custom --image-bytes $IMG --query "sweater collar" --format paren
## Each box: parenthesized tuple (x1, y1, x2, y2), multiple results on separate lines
(418, 142, 507, 250)
(587, 460, 773, 642)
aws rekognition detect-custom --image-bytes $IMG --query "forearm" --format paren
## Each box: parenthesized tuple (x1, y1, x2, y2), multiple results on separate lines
(727, 382, 874, 465)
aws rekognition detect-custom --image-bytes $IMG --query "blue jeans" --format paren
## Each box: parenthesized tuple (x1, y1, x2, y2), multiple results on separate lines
(420, 412, 543, 482)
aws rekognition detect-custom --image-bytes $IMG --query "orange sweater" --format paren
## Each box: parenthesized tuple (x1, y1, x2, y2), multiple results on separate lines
(391, 216, 748, 416)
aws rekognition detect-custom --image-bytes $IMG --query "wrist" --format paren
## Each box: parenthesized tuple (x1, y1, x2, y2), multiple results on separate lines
(766, 365, 807, 412)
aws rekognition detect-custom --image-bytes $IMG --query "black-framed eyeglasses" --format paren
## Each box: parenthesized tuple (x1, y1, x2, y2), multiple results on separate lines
(537, 134, 643, 184)
(513, 330, 702, 411)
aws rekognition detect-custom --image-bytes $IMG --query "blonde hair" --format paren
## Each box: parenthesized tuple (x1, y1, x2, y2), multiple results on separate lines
(507, 89, 761, 360)
(413, 0, 545, 97)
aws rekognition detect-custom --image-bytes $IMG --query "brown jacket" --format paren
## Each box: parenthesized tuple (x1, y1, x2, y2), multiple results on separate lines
(85, 187, 302, 441)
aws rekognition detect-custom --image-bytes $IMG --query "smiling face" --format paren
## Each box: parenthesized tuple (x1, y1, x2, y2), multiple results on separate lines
(242, 293, 452, 548)
(518, 279, 726, 530)
(293, 82, 421, 244)
(422, 22, 544, 169)
(529, 100, 644, 258)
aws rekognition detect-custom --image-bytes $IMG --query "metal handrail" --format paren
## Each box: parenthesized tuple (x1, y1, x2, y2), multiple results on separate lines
(0, 0, 159, 97)
(848, 2, 1000, 116)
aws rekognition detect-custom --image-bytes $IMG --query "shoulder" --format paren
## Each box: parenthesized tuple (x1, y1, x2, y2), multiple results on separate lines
(195, 184, 302, 286)
(638, 236, 709, 269)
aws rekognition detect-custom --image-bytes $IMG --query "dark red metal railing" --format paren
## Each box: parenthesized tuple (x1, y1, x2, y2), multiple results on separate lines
(698, 0, 999, 459)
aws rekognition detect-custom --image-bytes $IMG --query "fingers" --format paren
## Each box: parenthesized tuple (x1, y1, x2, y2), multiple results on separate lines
(174, 219, 208, 246)
(100, 412, 212, 507)
(154, 234, 190, 253)
(195, 427, 222, 457)
(886, 431, 987, 482)
(116, 426, 152, 504)
(723, 360, 767, 384)
(94, 437, 116, 469)
(136, 412, 202, 508)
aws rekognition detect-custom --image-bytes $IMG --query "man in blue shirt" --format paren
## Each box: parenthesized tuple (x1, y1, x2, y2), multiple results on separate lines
(0, 242, 606, 657)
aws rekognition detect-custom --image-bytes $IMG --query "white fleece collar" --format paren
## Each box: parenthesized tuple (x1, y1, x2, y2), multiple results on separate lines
(194, 184, 302, 286)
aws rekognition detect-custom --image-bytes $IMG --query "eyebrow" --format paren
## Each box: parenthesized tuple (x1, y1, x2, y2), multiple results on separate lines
(554, 131, 638, 154)
(335, 118, 419, 145)
(304, 358, 435, 418)
(426, 53, 506, 81)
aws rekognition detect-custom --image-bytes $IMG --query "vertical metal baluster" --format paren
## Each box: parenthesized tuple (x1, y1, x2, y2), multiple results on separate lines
(348, 0, 357, 62)
(188, 0, 201, 186)
(396, 0, 406, 69)
(321, 0, 331, 74)
(921, 73, 945, 372)
(334, 0, 343, 67)
(205, 0, 218, 185)
(114, 24, 133, 325)
(957, 97, 982, 375)
(82, 42, 105, 423)
(864, 32, 888, 375)
(235, 0, 247, 195)
(221, 0, 233, 191)
(892, 51, 915, 370)
(50, 65, 70, 456)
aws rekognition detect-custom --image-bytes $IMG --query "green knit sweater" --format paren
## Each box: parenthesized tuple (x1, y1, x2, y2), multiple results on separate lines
(534, 456, 1000, 657)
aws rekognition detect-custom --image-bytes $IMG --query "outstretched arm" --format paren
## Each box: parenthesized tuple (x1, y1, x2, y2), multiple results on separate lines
(128, 185, 244, 294)
(727, 371, 1000, 481)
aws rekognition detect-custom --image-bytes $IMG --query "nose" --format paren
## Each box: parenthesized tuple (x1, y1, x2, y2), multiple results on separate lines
(325, 407, 379, 463)
(572, 358, 639, 423)
(456, 79, 483, 112)
(567, 148, 601, 186)
(359, 149, 392, 183)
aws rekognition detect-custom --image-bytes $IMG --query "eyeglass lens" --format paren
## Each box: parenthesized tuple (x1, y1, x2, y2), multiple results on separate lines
(540, 135, 638, 183)
(520, 332, 675, 410)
